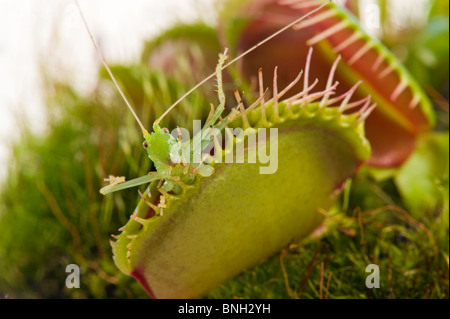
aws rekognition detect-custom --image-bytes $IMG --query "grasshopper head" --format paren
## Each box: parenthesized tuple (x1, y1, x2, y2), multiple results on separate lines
(142, 124, 177, 172)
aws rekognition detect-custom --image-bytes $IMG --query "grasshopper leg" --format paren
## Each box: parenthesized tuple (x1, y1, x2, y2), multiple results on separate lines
(156, 179, 168, 216)
(190, 153, 210, 175)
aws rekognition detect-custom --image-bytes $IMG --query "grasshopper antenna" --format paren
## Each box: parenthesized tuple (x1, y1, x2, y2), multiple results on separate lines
(74, 0, 149, 135)
(155, 0, 332, 125)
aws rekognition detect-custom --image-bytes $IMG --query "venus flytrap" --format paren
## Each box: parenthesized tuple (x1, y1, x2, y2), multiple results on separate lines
(109, 48, 373, 298)
(222, 0, 435, 167)
(76, 0, 375, 298)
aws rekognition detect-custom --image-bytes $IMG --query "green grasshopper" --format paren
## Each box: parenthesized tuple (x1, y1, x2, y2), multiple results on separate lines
(74, 0, 331, 202)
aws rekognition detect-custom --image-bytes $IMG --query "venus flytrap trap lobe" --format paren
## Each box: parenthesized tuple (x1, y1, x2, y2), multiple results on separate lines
(76, 0, 374, 298)
(223, 0, 435, 167)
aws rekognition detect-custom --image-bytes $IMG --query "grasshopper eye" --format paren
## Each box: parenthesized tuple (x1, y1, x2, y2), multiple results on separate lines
(143, 141, 148, 149)
(162, 128, 169, 133)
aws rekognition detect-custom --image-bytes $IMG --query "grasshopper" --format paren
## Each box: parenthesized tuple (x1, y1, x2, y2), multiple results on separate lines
(74, 0, 331, 201)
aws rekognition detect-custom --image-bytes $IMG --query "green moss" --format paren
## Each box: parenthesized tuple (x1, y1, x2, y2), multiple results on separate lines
(207, 202, 449, 299)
